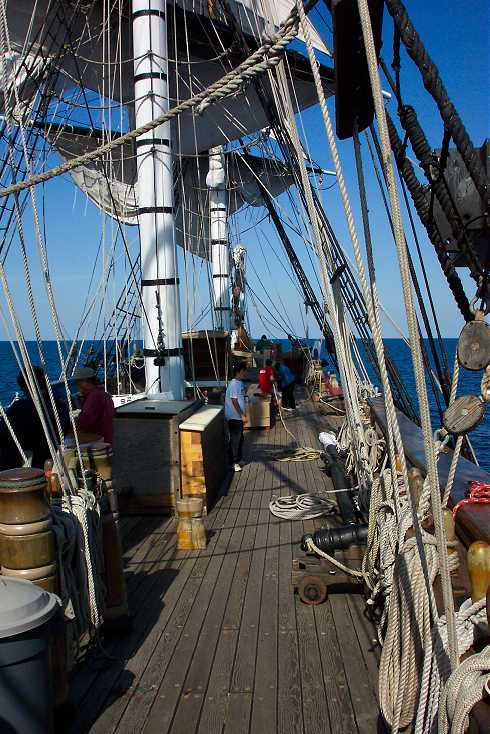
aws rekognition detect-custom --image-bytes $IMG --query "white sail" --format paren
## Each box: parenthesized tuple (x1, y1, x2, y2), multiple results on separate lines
(49, 129, 294, 256)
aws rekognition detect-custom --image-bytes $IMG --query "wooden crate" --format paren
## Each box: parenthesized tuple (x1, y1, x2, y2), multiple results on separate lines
(179, 406, 226, 514)
(245, 383, 271, 429)
(113, 398, 200, 515)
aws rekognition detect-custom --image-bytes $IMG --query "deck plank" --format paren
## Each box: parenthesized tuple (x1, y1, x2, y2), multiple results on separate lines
(330, 594, 381, 734)
(168, 448, 262, 734)
(70, 392, 383, 734)
(116, 494, 241, 733)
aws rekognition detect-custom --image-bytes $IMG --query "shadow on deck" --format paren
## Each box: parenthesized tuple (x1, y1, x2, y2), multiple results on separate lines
(68, 393, 386, 734)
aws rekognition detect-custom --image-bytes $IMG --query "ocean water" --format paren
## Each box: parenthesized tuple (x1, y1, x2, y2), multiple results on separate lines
(0, 338, 488, 471)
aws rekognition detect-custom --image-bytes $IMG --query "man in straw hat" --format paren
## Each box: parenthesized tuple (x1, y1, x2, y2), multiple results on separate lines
(70, 367, 115, 444)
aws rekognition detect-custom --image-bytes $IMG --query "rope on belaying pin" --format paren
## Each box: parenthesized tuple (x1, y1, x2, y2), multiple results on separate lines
(378, 526, 459, 731)
(358, 0, 460, 679)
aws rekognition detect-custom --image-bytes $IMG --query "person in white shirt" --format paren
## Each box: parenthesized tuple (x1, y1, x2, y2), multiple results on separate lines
(225, 361, 248, 472)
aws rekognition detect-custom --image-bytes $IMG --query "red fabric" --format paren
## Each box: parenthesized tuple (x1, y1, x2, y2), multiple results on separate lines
(323, 380, 343, 397)
(453, 480, 490, 518)
(75, 385, 115, 444)
(258, 366, 275, 394)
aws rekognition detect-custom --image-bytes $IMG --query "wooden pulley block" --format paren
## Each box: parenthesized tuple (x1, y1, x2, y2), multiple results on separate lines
(442, 395, 485, 436)
(457, 320, 490, 371)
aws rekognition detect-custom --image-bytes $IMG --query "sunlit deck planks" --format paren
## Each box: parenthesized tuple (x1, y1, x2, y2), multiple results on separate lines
(68, 394, 385, 734)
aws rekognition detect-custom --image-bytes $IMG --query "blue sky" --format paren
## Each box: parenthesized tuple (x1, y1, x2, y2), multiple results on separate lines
(1, 0, 488, 343)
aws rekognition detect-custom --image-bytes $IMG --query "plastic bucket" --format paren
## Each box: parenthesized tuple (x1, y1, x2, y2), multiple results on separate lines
(0, 577, 60, 734)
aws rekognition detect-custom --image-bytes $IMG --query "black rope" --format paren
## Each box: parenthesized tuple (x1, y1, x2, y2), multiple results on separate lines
(428, 126, 451, 227)
(391, 25, 403, 107)
(384, 0, 490, 212)
(380, 57, 483, 288)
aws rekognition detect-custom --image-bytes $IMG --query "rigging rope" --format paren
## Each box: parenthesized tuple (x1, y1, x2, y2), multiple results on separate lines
(0, 6, 304, 198)
(357, 0, 459, 671)
(384, 0, 490, 212)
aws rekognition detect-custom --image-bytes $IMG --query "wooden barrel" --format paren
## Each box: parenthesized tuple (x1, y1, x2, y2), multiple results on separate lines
(0, 468, 57, 587)
(80, 443, 113, 482)
(176, 497, 203, 518)
(0, 518, 55, 569)
(0, 467, 49, 524)
(176, 497, 206, 550)
(0, 467, 68, 705)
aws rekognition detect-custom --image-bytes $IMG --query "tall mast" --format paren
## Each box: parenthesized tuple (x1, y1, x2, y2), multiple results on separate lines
(207, 146, 231, 331)
(132, 0, 184, 398)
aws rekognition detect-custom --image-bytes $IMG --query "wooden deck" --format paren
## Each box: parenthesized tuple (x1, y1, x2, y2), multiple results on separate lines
(68, 394, 385, 734)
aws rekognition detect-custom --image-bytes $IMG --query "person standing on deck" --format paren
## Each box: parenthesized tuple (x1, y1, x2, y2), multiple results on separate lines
(69, 367, 115, 444)
(225, 362, 248, 473)
(275, 361, 296, 410)
(255, 334, 271, 353)
(258, 359, 276, 397)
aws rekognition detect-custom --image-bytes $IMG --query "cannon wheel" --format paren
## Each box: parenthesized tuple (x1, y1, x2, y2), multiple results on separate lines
(297, 575, 328, 605)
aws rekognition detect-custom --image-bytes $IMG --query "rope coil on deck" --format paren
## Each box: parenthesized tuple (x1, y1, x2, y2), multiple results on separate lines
(269, 493, 337, 520)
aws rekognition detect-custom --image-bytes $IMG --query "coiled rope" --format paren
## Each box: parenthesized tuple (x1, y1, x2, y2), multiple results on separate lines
(415, 596, 489, 734)
(269, 493, 336, 520)
(378, 528, 459, 731)
(452, 480, 490, 518)
(271, 385, 322, 461)
(273, 446, 323, 462)
(438, 644, 490, 734)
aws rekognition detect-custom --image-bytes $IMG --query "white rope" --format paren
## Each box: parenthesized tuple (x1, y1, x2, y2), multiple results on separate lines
(439, 644, 490, 734)
(269, 492, 337, 520)
(414, 597, 488, 734)
(57, 489, 105, 630)
(0, 10, 300, 198)
(305, 536, 363, 578)
(357, 0, 458, 669)
(378, 529, 459, 731)
(272, 29, 372, 490)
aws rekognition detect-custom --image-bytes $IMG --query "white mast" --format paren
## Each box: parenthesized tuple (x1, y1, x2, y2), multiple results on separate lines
(132, 0, 184, 398)
(206, 146, 231, 331)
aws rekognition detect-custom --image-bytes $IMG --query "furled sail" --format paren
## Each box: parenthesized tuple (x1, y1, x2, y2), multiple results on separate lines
(49, 129, 294, 257)
(2, 0, 334, 154)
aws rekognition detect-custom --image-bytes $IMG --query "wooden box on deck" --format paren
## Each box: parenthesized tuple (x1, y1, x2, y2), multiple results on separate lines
(245, 383, 271, 429)
(112, 398, 200, 515)
(179, 405, 226, 514)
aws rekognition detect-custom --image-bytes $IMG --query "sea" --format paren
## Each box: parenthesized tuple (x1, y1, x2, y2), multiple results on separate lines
(0, 338, 488, 471)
